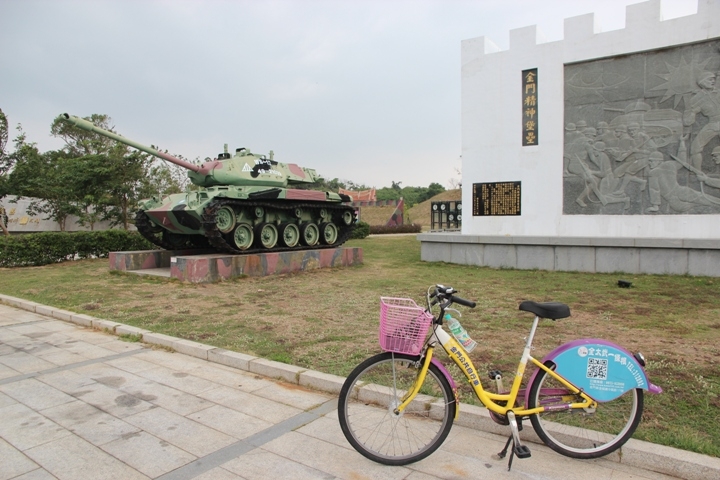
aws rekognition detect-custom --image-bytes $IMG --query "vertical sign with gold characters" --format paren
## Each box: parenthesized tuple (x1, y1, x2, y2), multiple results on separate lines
(522, 68, 538, 146)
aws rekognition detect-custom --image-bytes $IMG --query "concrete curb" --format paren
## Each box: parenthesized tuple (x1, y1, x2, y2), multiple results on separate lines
(1, 292, 718, 480)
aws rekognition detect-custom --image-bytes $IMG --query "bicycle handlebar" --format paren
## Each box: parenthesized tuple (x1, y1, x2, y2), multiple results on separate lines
(430, 284, 477, 310)
(450, 295, 476, 308)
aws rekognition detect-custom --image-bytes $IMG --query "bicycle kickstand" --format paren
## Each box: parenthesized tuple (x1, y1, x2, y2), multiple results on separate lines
(495, 412, 531, 471)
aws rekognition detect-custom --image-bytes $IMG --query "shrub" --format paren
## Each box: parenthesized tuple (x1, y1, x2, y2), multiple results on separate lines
(369, 224, 422, 235)
(350, 221, 371, 239)
(0, 230, 154, 267)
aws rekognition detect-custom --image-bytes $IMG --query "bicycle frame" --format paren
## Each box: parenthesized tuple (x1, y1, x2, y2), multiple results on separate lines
(394, 314, 596, 417)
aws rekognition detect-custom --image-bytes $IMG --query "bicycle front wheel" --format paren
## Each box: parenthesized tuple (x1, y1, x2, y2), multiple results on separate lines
(338, 352, 455, 465)
(528, 364, 644, 459)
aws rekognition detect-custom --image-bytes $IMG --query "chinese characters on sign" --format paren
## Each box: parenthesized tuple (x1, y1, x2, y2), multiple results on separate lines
(522, 68, 538, 146)
(472, 182, 521, 216)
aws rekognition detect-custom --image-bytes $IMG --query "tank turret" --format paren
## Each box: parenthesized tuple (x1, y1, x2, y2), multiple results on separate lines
(60, 113, 355, 253)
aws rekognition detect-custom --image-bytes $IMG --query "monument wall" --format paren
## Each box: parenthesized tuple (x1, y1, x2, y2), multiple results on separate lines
(419, 0, 720, 276)
(462, 0, 720, 238)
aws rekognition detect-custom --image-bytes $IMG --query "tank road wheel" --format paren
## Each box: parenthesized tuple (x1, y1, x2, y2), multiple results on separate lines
(233, 224, 254, 250)
(215, 206, 236, 233)
(280, 223, 300, 248)
(255, 223, 279, 249)
(301, 223, 320, 246)
(342, 210, 354, 226)
(320, 222, 338, 245)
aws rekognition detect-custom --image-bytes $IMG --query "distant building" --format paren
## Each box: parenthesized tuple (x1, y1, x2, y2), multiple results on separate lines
(0, 196, 118, 233)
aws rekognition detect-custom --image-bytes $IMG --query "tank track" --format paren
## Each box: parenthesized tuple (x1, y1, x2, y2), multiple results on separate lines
(201, 198, 356, 255)
(135, 210, 207, 251)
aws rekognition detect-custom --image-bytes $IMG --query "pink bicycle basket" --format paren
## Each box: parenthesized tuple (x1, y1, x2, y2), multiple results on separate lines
(379, 297, 433, 355)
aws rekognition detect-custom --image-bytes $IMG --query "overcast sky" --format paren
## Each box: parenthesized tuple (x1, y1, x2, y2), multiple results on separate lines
(0, 0, 699, 189)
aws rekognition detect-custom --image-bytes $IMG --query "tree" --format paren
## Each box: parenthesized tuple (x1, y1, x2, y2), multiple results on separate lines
(0, 108, 9, 235)
(8, 147, 78, 231)
(50, 114, 185, 230)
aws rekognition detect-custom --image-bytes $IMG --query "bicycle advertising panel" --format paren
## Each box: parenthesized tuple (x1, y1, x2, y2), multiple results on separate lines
(544, 339, 649, 402)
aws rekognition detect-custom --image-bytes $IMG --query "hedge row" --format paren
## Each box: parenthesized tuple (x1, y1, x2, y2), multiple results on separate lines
(350, 221, 371, 239)
(369, 224, 422, 235)
(0, 230, 154, 267)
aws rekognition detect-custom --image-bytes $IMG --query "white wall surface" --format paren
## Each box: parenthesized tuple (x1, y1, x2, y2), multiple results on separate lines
(461, 0, 720, 238)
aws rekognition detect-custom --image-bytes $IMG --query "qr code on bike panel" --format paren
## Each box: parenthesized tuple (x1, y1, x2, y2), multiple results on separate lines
(586, 358, 608, 380)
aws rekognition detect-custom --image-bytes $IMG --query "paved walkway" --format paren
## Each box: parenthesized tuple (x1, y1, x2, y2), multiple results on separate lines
(0, 302, 715, 479)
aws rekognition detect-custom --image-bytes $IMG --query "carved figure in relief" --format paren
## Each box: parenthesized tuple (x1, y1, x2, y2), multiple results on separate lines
(597, 122, 618, 148)
(683, 72, 720, 170)
(646, 150, 720, 213)
(593, 142, 630, 209)
(566, 128, 606, 207)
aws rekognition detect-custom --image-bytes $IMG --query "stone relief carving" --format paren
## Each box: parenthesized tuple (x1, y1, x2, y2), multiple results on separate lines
(563, 39, 720, 215)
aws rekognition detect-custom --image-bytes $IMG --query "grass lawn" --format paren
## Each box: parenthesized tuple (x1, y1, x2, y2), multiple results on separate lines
(1, 235, 719, 456)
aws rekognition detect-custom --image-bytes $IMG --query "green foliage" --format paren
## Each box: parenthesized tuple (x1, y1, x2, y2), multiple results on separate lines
(350, 221, 370, 239)
(0, 230, 153, 267)
(369, 224, 421, 234)
(376, 183, 446, 208)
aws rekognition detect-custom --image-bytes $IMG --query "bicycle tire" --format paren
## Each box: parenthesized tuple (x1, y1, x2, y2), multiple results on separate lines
(528, 363, 644, 459)
(338, 352, 455, 465)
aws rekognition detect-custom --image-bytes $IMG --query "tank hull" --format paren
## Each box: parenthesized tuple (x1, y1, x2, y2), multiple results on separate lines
(136, 186, 356, 254)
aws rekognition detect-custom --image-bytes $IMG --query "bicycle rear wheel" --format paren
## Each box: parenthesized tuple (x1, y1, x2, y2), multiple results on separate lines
(338, 352, 455, 465)
(528, 364, 643, 459)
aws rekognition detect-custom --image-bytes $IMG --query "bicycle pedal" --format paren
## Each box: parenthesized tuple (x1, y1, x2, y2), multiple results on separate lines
(514, 444, 531, 459)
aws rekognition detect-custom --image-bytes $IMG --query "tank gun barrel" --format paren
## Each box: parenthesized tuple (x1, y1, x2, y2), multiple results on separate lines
(60, 113, 200, 173)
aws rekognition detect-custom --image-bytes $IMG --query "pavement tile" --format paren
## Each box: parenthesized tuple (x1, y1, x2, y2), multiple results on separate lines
(296, 413, 353, 449)
(66, 381, 156, 418)
(54, 341, 120, 360)
(40, 400, 141, 446)
(0, 438, 39, 480)
(0, 362, 20, 380)
(29, 345, 87, 366)
(0, 403, 72, 451)
(251, 380, 333, 410)
(23, 433, 149, 480)
(105, 355, 160, 374)
(262, 430, 410, 480)
(5, 468, 57, 480)
(198, 385, 303, 424)
(170, 361, 271, 392)
(35, 369, 97, 394)
(134, 364, 220, 395)
(120, 376, 215, 416)
(96, 338, 146, 354)
(123, 407, 236, 457)
(62, 328, 119, 345)
(0, 378, 76, 410)
(222, 448, 336, 480)
(0, 342, 19, 356)
(192, 466, 244, 480)
(0, 391, 18, 408)
(100, 431, 196, 477)
(187, 404, 273, 440)
(133, 349, 214, 371)
(0, 351, 57, 374)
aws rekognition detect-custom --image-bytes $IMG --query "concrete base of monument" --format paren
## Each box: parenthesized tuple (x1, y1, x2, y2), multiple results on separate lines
(418, 233, 720, 277)
(108, 247, 363, 283)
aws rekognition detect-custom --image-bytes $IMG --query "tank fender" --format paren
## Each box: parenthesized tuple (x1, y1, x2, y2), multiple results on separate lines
(524, 339, 662, 405)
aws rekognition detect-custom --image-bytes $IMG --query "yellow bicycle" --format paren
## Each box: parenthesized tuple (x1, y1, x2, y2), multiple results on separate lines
(338, 284, 662, 469)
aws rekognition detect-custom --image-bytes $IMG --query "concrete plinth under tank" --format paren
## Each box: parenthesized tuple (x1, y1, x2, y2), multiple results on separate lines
(109, 247, 363, 283)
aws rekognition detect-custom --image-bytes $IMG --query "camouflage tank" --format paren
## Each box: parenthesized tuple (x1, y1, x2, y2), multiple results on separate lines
(60, 114, 356, 253)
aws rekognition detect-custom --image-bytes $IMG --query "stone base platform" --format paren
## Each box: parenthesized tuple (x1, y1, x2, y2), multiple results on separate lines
(109, 247, 363, 283)
(418, 233, 720, 277)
